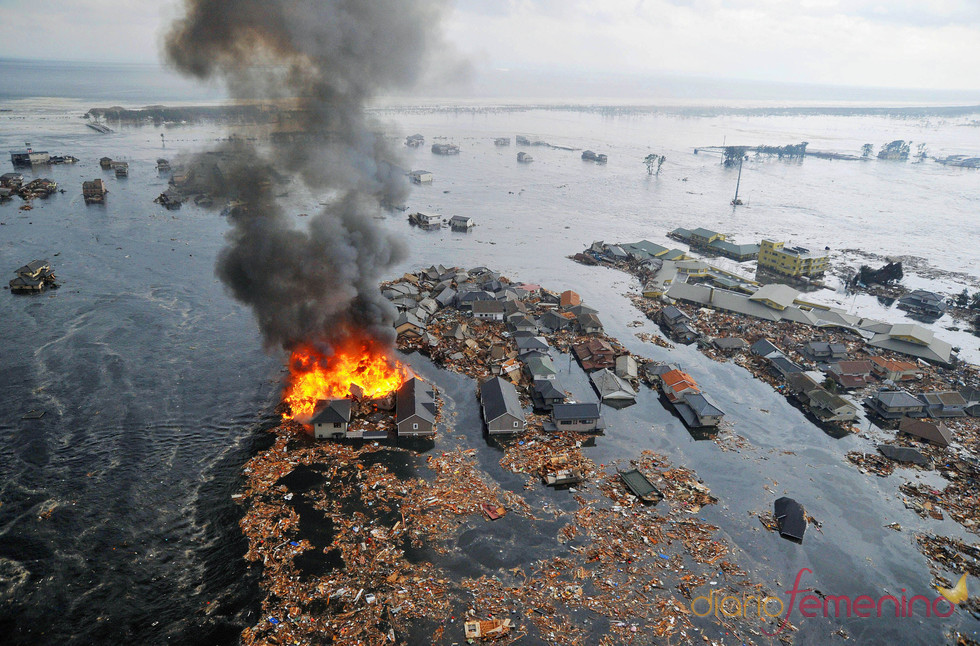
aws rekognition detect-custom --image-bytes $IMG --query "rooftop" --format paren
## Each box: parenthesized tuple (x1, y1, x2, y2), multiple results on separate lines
(552, 402, 601, 420)
(396, 378, 436, 424)
(311, 399, 352, 425)
(749, 283, 800, 310)
(481, 376, 524, 423)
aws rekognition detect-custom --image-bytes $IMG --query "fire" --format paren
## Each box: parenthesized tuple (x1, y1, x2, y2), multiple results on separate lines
(281, 336, 409, 421)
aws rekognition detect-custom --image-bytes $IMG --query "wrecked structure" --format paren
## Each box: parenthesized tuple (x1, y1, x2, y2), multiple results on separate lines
(82, 178, 107, 204)
(409, 169, 433, 184)
(669, 227, 760, 261)
(10, 260, 57, 293)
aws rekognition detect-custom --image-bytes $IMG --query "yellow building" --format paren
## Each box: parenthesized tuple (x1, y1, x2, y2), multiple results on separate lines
(758, 240, 829, 277)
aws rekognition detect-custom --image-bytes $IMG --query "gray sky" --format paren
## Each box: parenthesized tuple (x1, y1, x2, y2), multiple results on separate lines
(2, 0, 979, 91)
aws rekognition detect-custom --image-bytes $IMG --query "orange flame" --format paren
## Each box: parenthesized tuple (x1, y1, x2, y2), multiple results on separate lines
(281, 336, 409, 421)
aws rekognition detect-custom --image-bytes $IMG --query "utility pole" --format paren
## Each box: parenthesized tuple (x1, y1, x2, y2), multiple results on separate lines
(732, 157, 743, 206)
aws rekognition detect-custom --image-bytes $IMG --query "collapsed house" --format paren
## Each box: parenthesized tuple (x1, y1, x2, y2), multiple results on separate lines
(10, 260, 57, 293)
(590, 368, 637, 404)
(82, 178, 108, 204)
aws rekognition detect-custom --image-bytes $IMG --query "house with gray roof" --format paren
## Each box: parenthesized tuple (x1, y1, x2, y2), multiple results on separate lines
(567, 304, 599, 317)
(657, 305, 698, 343)
(802, 341, 848, 362)
(456, 289, 495, 309)
(750, 339, 782, 359)
(918, 391, 967, 418)
(864, 389, 925, 420)
(480, 377, 525, 434)
(804, 388, 859, 422)
(394, 311, 426, 338)
(502, 299, 528, 318)
(507, 314, 538, 334)
(768, 356, 804, 378)
(785, 372, 821, 397)
(532, 379, 566, 411)
(577, 312, 604, 334)
(396, 378, 437, 436)
(866, 323, 953, 365)
(749, 284, 800, 311)
(516, 335, 550, 357)
(960, 387, 980, 417)
(590, 368, 637, 403)
(877, 444, 932, 467)
(548, 403, 605, 433)
(450, 215, 474, 230)
(711, 337, 749, 352)
(897, 290, 946, 318)
(312, 400, 353, 439)
(673, 392, 725, 427)
(539, 310, 572, 332)
(472, 300, 505, 320)
(434, 286, 456, 309)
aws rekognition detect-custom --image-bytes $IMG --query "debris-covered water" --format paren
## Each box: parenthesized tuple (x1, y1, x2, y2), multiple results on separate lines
(1, 63, 979, 644)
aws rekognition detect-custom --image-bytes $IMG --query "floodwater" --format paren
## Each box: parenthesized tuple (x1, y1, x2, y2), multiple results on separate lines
(1, 66, 979, 644)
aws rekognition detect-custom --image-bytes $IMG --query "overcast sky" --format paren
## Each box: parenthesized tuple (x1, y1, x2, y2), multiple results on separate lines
(2, 0, 979, 91)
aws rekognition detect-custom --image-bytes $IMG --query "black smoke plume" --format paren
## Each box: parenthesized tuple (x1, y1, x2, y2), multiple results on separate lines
(164, 0, 455, 350)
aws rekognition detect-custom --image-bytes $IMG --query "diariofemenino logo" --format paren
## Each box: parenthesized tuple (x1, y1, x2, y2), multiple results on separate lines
(690, 568, 965, 636)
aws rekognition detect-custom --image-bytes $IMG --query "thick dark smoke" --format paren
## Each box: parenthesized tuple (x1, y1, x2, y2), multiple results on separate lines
(164, 0, 455, 350)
